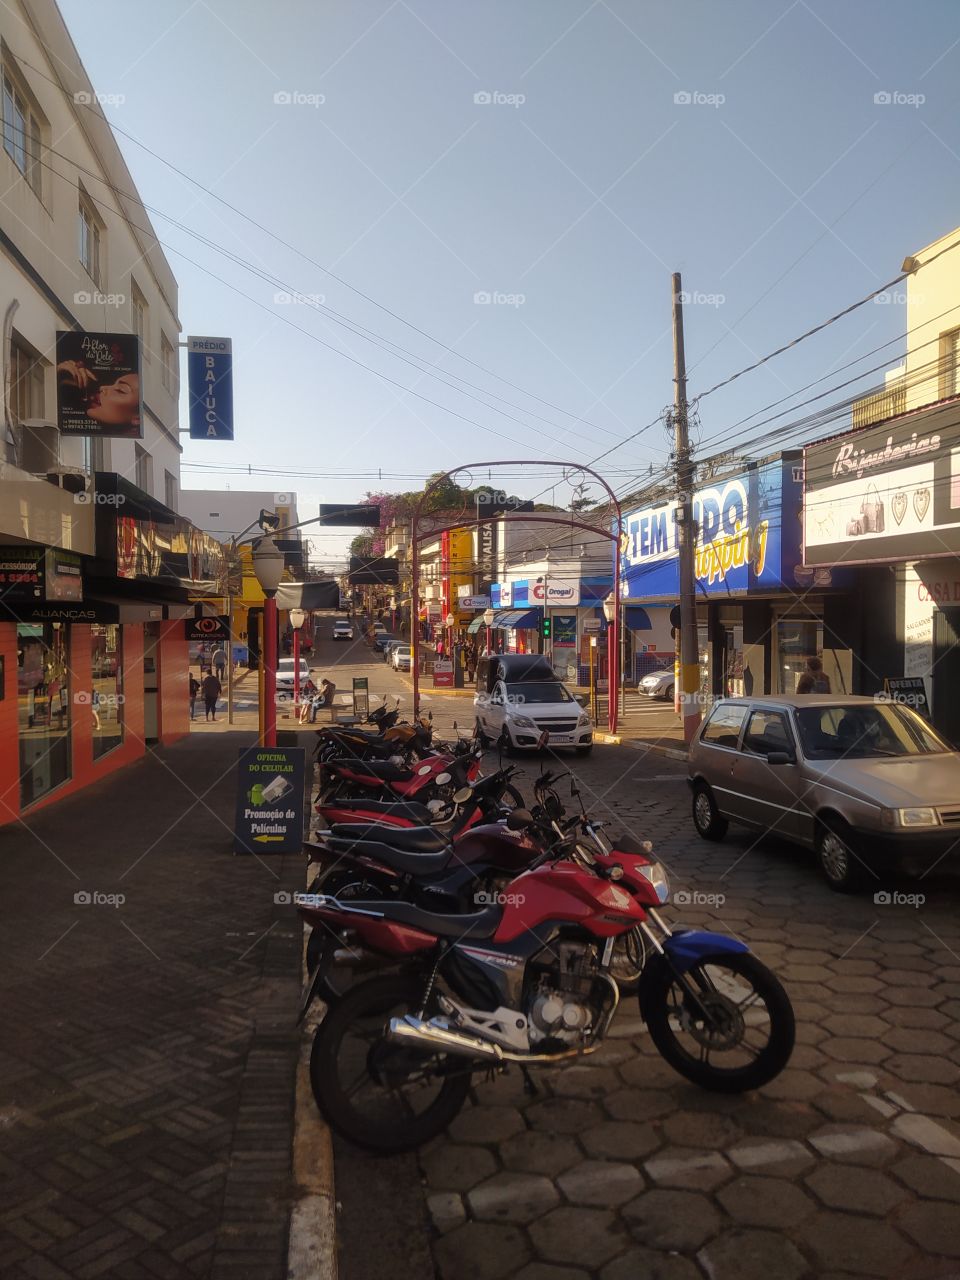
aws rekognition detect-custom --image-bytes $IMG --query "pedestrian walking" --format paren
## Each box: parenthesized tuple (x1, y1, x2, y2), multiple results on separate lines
(796, 656, 831, 694)
(201, 672, 222, 721)
(189, 674, 200, 720)
(212, 645, 227, 680)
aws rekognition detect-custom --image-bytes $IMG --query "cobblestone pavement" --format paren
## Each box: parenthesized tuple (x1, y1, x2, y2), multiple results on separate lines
(413, 743, 960, 1280)
(0, 734, 303, 1280)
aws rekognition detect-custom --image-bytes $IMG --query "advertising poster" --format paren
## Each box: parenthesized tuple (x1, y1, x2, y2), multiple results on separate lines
(235, 747, 306, 854)
(553, 614, 577, 647)
(56, 331, 142, 438)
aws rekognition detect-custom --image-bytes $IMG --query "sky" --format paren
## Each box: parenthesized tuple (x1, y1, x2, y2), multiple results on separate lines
(57, 0, 960, 569)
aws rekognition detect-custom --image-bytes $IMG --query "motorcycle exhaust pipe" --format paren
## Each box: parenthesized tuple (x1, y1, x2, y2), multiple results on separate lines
(387, 1014, 603, 1065)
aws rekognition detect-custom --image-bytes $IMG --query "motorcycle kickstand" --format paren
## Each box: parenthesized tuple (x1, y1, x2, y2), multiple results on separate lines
(520, 1065, 539, 1097)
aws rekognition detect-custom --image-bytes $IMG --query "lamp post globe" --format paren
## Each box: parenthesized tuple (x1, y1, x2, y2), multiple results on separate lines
(289, 607, 305, 630)
(252, 536, 284, 596)
(602, 594, 616, 623)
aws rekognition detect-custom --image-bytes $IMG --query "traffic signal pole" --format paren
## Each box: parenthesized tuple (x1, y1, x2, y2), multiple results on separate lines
(672, 274, 702, 744)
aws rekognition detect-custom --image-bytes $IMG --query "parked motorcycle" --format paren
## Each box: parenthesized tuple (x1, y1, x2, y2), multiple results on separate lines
(297, 823, 795, 1153)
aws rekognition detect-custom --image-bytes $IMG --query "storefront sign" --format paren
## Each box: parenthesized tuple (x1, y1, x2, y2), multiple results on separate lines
(56, 331, 142, 438)
(186, 615, 230, 642)
(476, 517, 498, 589)
(188, 336, 233, 440)
(804, 403, 960, 565)
(45, 549, 82, 601)
(432, 659, 454, 687)
(0, 547, 83, 606)
(110, 514, 230, 595)
(458, 595, 489, 609)
(621, 459, 799, 599)
(553, 614, 577, 647)
(491, 582, 512, 608)
(234, 746, 305, 853)
(883, 677, 931, 720)
(533, 579, 581, 605)
(512, 580, 529, 605)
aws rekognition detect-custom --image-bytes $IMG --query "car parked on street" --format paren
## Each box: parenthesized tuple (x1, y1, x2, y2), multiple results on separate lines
(391, 643, 413, 671)
(275, 656, 313, 699)
(639, 668, 675, 700)
(688, 694, 960, 891)
(474, 653, 592, 753)
(332, 620, 354, 641)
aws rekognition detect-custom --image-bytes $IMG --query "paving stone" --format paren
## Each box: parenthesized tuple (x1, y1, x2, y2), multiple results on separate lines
(717, 1174, 817, 1227)
(621, 1188, 721, 1252)
(448, 1106, 525, 1145)
(660, 1110, 743, 1150)
(421, 1143, 498, 1192)
(433, 1222, 531, 1280)
(514, 1266, 590, 1280)
(581, 1121, 660, 1162)
(883, 1007, 950, 1031)
(727, 1138, 816, 1176)
(547, 1067, 621, 1100)
(466, 1172, 560, 1224)
(804, 1211, 919, 1276)
(500, 1131, 583, 1178)
(758, 1069, 827, 1101)
(808, 1125, 899, 1166)
(736, 1100, 821, 1141)
(426, 1192, 466, 1235)
(696, 1228, 808, 1280)
(527, 1207, 624, 1268)
(643, 1147, 732, 1191)
(891, 1155, 960, 1203)
(526, 1099, 604, 1135)
(556, 1160, 643, 1207)
(600, 1246, 702, 1280)
(881, 1027, 954, 1054)
(805, 1165, 907, 1215)
(885, 986, 942, 1007)
(822, 1014, 889, 1038)
(607, 1016, 645, 1039)
(820, 1038, 892, 1065)
(825, 976, 883, 993)
(883, 1083, 960, 1119)
(883, 1054, 960, 1085)
(602, 1090, 675, 1123)
(810, 1090, 886, 1124)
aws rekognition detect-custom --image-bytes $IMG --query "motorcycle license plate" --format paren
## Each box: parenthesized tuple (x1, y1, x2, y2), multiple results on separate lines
(296, 966, 325, 1026)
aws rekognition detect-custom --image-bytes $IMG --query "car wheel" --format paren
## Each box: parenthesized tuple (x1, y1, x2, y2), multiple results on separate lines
(692, 782, 727, 841)
(474, 717, 490, 749)
(664, 684, 675, 702)
(816, 818, 863, 893)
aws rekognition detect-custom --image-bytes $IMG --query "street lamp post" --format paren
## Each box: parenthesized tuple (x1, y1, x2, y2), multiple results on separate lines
(445, 612, 455, 661)
(603, 594, 618, 736)
(252, 535, 285, 747)
(483, 606, 495, 655)
(289, 607, 305, 712)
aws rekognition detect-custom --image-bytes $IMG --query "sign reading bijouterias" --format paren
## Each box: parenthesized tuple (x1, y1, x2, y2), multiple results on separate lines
(188, 336, 233, 440)
(804, 402, 960, 565)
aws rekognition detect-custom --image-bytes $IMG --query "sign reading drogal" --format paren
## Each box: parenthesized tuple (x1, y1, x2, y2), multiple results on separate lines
(234, 746, 305, 853)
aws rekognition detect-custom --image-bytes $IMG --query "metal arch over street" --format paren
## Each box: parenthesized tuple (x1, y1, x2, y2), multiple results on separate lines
(410, 461, 624, 735)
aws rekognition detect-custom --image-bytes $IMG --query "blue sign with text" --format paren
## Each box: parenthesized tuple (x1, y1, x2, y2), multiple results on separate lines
(188, 336, 234, 440)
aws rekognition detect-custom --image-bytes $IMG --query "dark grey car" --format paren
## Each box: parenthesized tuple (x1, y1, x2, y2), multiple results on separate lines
(687, 695, 960, 891)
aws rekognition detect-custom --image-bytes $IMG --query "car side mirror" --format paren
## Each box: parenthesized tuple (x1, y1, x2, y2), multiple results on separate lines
(574, 694, 588, 707)
(766, 750, 795, 766)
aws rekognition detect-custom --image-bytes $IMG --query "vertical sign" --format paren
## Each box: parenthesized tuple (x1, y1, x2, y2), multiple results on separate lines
(234, 746, 305, 853)
(56, 331, 142, 438)
(188, 336, 234, 440)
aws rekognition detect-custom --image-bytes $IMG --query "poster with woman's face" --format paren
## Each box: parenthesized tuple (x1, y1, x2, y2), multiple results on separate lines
(56, 331, 142, 438)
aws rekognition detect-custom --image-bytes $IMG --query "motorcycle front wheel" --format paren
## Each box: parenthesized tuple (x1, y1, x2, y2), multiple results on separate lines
(310, 974, 471, 1152)
(642, 951, 794, 1093)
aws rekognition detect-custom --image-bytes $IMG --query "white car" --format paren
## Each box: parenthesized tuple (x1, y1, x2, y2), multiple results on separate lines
(333, 620, 354, 641)
(275, 656, 312, 699)
(639, 669, 675, 700)
(474, 654, 592, 753)
(392, 644, 413, 671)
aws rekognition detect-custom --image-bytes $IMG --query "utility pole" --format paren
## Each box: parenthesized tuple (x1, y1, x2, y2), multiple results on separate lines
(672, 273, 701, 743)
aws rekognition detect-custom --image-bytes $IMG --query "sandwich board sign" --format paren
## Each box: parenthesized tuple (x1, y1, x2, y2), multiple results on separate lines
(234, 746, 305, 853)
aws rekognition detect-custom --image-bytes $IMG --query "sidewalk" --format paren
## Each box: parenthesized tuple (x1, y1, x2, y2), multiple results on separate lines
(0, 733, 306, 1280)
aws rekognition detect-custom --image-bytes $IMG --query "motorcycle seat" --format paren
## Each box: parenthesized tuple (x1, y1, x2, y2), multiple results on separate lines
(324, 799, 434, 824)
(326, 757, 413, 782)
(357, 899, 503, 940)
(328, 823, 448, 853)
(322, 837, 451, 877)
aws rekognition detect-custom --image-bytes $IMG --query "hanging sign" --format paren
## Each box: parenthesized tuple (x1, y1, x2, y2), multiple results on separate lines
(188, 336, 234, 440)
(56, 331, 142, 438)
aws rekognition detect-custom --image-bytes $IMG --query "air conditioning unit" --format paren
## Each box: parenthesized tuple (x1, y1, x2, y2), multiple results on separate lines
(19, 419, 60, 474)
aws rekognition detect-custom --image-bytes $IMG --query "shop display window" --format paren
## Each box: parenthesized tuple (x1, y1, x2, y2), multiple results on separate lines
(17, 622, 71, 806)
(91, 624, 123, 759)
(777, 619, 824, 693)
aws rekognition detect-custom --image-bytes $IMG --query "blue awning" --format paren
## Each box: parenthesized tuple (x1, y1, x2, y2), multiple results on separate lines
(624, 606, 652, 631)
(494, 608, 542, 629)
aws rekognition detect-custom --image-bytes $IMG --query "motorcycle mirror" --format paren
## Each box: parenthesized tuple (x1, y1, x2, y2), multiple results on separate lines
(436, 772, 452, 785)
(506, 808, 534, 830)
(453, 786, 473, 804)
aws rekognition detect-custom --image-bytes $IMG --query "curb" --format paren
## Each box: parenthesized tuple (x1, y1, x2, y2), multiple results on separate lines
(621, 736, 688, 763)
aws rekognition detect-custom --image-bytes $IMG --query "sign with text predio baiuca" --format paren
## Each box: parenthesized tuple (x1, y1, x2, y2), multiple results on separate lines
(188, 336, 234, 440)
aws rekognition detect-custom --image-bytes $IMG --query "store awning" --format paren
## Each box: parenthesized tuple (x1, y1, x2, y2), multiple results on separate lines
(494, 608, 542, 629)
(624, 606, 652, 631)
(467, 615, 486, 634)
(275, 580, 339, 611)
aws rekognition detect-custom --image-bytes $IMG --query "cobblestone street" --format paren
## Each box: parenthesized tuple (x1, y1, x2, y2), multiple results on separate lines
(414, 742, 960, 1280)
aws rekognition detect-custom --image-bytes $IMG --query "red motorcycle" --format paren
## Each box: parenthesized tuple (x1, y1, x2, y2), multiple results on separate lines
(298, 829, 795, 1153)
(316, 740, 483, 815)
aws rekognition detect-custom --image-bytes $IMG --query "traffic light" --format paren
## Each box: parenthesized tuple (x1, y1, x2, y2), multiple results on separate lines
(541, 616, 552, 640)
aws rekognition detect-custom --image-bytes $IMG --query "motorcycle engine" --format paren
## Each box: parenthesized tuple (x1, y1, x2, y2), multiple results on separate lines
(527, 942, 603, 1047)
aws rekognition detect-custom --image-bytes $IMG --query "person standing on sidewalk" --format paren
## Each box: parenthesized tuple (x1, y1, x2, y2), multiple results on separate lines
(189, 674, 200, 720)
(212, 645, 227, 681)
(201, 671, 222, 722)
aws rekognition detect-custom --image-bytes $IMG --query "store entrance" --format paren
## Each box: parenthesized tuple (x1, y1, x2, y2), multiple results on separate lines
(933, 609, 960, 748)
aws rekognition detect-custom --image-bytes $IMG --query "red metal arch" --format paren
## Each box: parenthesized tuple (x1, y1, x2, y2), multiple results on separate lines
(409, 461, 623, 734)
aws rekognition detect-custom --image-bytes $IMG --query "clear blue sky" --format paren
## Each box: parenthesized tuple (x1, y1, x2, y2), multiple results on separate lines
(59, 0, 960, 567)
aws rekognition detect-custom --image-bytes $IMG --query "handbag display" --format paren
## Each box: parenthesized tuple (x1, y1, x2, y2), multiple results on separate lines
(846, 517, 863, 536)
(860, 483, 884, 533)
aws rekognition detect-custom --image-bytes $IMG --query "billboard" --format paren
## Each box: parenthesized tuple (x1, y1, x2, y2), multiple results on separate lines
(621, 458, 804, 600)
(56, 331, 142, 438)
(803, 403, 960, 565)
(188, 336, 233, 440)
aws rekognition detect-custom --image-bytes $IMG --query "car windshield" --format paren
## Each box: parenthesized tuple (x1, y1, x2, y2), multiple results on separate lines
(505, 682, 572, 703)
(794, 703, 949, 760)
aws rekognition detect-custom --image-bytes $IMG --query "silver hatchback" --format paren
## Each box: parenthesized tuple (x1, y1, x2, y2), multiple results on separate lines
(687, 695, 960, 891)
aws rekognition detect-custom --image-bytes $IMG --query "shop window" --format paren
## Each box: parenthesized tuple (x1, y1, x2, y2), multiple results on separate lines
(777, 619, 823, 693)
(91, 624, 123, 759)
(939, 329, 960, 401)
(17, 622, 71, 806)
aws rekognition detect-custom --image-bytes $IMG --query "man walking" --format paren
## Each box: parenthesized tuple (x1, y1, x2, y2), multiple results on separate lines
(212, 645, 227, 681)
(189, 673, 200, 720)
(796, 656, 832, 694)
(201, 671, 222, 722)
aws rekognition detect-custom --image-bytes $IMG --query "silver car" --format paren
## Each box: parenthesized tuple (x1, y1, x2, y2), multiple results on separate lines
(639, 669, 675, 700)
(687, 695, 960, 891)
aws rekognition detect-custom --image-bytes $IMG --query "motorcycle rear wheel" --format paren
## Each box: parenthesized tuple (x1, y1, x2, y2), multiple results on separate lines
(310, 974, 471, 1152)
(642, 951, 794, 1093)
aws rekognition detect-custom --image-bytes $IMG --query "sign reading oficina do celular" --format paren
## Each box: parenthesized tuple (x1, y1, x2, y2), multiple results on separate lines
(188, 336, 234, 440)
(235, 746, 305, 853)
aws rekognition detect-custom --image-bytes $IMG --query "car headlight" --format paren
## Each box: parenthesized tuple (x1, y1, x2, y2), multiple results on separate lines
(898, 807, 940, 827)
(512, 715, 537, 729)
(634, 862, 670, 904)
(577, 711, 592, 727)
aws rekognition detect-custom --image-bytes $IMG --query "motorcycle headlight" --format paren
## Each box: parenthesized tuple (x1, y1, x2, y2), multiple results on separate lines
(512, 715, 537, 729)
(634, 861, 670, 904)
